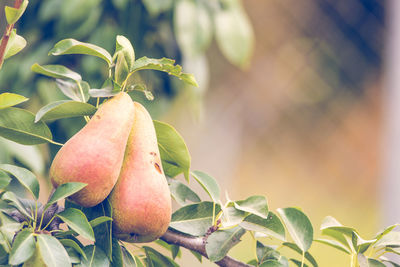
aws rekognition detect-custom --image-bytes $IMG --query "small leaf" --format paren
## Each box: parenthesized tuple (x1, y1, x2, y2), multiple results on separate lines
(3, 29, 26, 60)
(49, 39, 112, 65)
(46, 182, 87, 208)
(89, 78, 118, 98)
(56, 208, 95, 241)
(168, 177, 201, 206)
(77, 245, 110, 267)
(154, 120, 191, 181)
(234, 195, 268, 219)
(277, 208, 313, 252)
(0, 93, 28, 109)
(240, 212, 285, 241)
(282, 242, 318, 267)
(115, 35, 135, 71)
(170, 202, 221, 236)
(131, 56, 198, 87)
(56, 79, 90, 102)
(89, 216, 113, 228)
(36, 234, 71, 267)
(313, 239, 351, 254)
(128, 84, 154, 101)
(31, 63, 82, 81)
(35, 100, 97, 122)
(5, 0, 28, 24)
(351, 232, 375, 254)
(143, 246, 179, 267)
(0, 164, 39, 199)
(205, 226, 246, 262)
(59, 239, 87, 260)
(256, 241, 281, 263)
(191, 170, 220, 203)
(8, 229, 35, 265)
(0, 107, 53, 145)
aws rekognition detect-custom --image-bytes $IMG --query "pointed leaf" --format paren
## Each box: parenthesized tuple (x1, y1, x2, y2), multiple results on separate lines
(374, 231, 400, 248)
(36, 234, 71, 267)
(56, 208, 95, 241)
(5, 0, 28, 24)
(191, 170, 220, 203)
(168, 177, 201, 206)
(313, 239, 351, 254)
(277, 208, 313, 252)
(111, 238, 123, 267)
(143, 246, 179, 267)
(154, 120, 191, 181)
(290, 259, 309, 267)
(35, 100, 96, 122)
(114, 52, 129, 85)
(56, 79, 90, 102)
(221, 205, 247, 227)
(46, 182, 87, 208)
(131, 57, 198, 87)
(256, 241, 281, 263)
(0, 164, 39, 199)
(59, 239, 87, 260)
(1, 192, 33, 219)
(77, 245, 110, 267)
(321, 228, 353, 252)
(121, 246, 136, 267)
(115, 35, 135, 71)
(374, 224, 399, 242)
(240, 212, 285, 241)
(0, 107, 53, 145)
(234, 195, 268, 219)
(32, 63, 82, 81)
(190, 250, 202, 262)
(89, 216, 113, 228)
(49, 39, 112, 66)
(170, 202, 221, 236)
(0, 93, 28, 109)
(8, 229, 35, 265)
(351, 232, 375, 253)
(3, 29, 26, 60)
(282, 242, 318, 267)
(205, 226, 246, 262)
(320, 216, 356, 236)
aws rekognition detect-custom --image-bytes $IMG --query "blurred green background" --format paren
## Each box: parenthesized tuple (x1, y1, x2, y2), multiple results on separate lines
(0, 0, 386, 266)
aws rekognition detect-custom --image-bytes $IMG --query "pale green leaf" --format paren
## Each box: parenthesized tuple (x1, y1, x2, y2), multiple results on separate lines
(8, 229, 35, 265)
(115, 35, 135, 71)
(31, 63, 82, 81)
(191, 170, 220, 203)
(36, 234, 71, 267)
(2, 191, 34, 220)
(0, 93, 28, 109)
(0, 171, 11, 189)
(56, 208, 95, 241)
(56, 79, 90, 102)
(168, 177, 201, 206)
(35, 100, 96, 122)
(46, 182, 87, 208)
(0, 164, 39, 199)
(3, 30, 26, 60)
(234, 195, 268, 219)
(240, 212, 285, 241)
(4, 0, 28, 24)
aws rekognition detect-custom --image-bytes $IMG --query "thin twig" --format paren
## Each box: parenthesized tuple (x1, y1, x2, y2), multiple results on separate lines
(161, 229, 252, 267)
(0, 0, 23, 69)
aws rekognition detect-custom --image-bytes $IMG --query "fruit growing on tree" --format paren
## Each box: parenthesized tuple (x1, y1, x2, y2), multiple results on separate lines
(110, 102, 172, 243)
(50, 92, 135, 207)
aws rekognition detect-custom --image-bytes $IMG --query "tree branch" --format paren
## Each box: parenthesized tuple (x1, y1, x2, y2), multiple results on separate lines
(160, 229, 252, 267)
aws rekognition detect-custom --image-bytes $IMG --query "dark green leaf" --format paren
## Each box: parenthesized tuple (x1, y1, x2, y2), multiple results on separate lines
(31, 63, 82, 81)
(0, 107, 53, 145)
(59, 239, 87, 260)
(154, 120, 191, 181)
(234, 195, 268, 219)
(77, 245, 110, 267)
(277, 208, 313, 252)
(170, 202, 221, 236)
(191, 171, 220, 203)
(205, 226, 246, 262)
(49, 39, 112, 65)
(56, 79, 90, 102)
(282, 242, 318, 267)
(56, 208, 95, 241)
(134, 255, 145, 267)
(4, 0, 28, 24)
(131, 57, 198, 87)
(36, 234, 71, 267)
(46, 182, 87, 208)
(8, 229, 35, 265)
(66, 246, 81, 264)
(313, 239, 351, 254)
(143, 246, 179, 267)
(35, 100, 96, 122)
(168, 178, 201, 206)
(89, 216, 113, 228)
(111, 238, 123, 267)
(0, 164, 39, 200)
(240, 212, 285, 241)
(0, 93, 28, 109)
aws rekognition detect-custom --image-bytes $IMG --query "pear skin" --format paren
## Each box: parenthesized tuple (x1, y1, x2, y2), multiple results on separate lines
(50, 92, 135, 207)
(109, 102, 171, 243)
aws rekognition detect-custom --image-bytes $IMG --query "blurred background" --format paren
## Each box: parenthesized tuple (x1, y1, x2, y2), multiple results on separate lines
(0, 0, 391, 266)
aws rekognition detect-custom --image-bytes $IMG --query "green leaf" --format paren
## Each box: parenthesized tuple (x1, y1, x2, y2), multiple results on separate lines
(36, 234, 71, 267)
(366, 258, 386, 267)
(313, 239, 351, 254)
(205, 226, 246, 262)
(320, 228, 352, 252)
(374, 231, 400, 248)
(277, 208, 313, 252)
(256, 241, 281, 264)
(240, 212, 285, 241)
(127, 84, 154, 101)
(89, 216, 113, 228)
(3, 29, 26, 60)
(4, 0, 28, 24)
(168, 177, 201, 206)
(31, 63, 82, 81)
(170, 202, 221, 236)
(2, 192, 33, 219)
(114, 52, 129, 86)
(0, 107, 53, 145)
(142, 0, 172, 16)
(374, 224, 399, 242)
(115, 35, 135, 71)
(131, 57, 198, 87)
(0, 93, 28, 109)
(351, 232, 375, 254)
(320, 216, 356, 236)
(221, 205, 247, 227)
(174, 0, 212, 57)
(111, 238, 123, 267)
(0, 171, 11, 189)
(56, 79, 90, 102)
(358, 254, 386, 267)
(154, 120, 191, 181)
(191, 170, 220, 203)
(0, 164, 39, 199)
(121, 246, 136, 267)
(35, 100, 97, 122)
(143, 246, 179, 267)
(234, 195, 268, 219)
(49, 39, 112, 65)
(190, 251, 202, 262)
(8, 229, 35, 265)
(155, 240, 181, 260)
(290, 259, 309, 267)
(77, 245, 110, 267)
(46, 182, 87, 208)
(0, 211, 21, 244)
(66, 246, 81, 264)
(56, 208, 95, 241)
(59, 239, 87, 260)
(134, 255, 145, 267)
(282, 242, 318, 267)
(215, 1, 254, 68)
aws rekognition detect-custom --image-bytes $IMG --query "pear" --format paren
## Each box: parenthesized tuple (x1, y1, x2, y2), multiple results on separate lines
(50, 92, 135, 207)
(109, 102, 171, 243)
